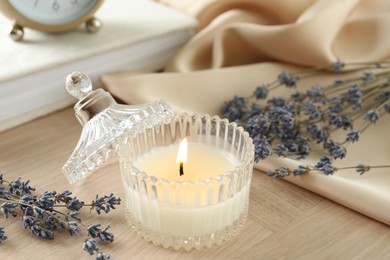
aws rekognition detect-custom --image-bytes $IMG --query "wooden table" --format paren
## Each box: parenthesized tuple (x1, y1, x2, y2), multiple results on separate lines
(0, 108, 389, 259)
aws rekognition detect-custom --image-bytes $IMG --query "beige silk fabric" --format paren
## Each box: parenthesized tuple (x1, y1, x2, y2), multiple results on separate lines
(101, 0, 390, 225)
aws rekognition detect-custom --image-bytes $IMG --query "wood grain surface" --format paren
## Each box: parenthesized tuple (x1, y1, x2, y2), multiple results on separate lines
(0, 108, 389, 259)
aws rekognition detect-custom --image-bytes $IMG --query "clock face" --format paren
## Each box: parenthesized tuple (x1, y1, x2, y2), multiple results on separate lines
(8, 0, 98, 25)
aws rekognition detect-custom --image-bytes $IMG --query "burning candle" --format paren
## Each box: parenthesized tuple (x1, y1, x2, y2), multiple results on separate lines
(119, 114, 254, 250)
(135, 137, 239, 182)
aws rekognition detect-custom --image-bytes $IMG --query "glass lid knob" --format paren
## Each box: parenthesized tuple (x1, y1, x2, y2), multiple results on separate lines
(65, 71, 93, 100)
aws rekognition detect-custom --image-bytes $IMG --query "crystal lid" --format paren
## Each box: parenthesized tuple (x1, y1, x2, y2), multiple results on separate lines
(62, 72, 174, 184)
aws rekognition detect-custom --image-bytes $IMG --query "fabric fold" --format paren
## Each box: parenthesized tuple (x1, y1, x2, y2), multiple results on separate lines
(102, 0, 390, 225)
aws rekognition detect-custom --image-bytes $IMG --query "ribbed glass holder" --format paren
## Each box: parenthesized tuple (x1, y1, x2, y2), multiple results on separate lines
(119, 114, 254, 250)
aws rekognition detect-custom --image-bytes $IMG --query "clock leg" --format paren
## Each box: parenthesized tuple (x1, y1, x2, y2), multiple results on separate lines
(85, 17, 102, 33)
(9, 24, 24, 41)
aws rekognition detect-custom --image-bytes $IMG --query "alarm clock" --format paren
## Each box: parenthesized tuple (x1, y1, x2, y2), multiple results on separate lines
(0, 0, 104, 41)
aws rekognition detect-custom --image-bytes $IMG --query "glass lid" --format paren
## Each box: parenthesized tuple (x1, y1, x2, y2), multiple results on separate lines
(62, 72, 174, 184)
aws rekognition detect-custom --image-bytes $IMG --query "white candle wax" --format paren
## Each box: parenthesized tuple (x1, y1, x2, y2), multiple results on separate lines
(124, 140, 251, 237)
(134, 141, 238, 181)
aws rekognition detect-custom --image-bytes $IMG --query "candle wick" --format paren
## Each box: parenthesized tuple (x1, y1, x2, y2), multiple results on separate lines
(179, 162, 184, 176)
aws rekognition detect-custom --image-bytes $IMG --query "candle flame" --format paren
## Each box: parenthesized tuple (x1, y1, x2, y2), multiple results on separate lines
(176, 138, 188, 164)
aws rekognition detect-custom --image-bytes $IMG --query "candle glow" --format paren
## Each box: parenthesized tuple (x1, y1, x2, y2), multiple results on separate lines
(176, 138, 188, 176)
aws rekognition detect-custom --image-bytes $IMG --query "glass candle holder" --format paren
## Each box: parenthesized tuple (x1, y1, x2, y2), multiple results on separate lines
(119, 114, 254, 250)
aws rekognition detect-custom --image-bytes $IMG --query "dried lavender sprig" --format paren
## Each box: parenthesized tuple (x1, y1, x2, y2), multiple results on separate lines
(0, 203, 113, 257)
(223, 68, 390, 128)
(0, 175, 119, 258)
(267, 164, 390, 178)
(223, 61, 390, 177)
(0, 195, 114, 242)
(335, 164, 390, 175)
(251, 61, 390, 95)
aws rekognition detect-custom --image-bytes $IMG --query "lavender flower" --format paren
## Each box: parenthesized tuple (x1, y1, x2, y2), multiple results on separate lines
(8, 178, 35, 196)
(315, 155, 336, 175)
(95, 252, 111, 260)
(293, 165, 310, 176)
(364, 110, 379, 124)
(40, 228, 55, 240)
(68, 221, 79, 236)
(251, 103, 264, 115)
(0, 187, 5, 199)
(356, 164, 370, 175)
(267, 166, 290, 178)
(55, 190, 72, 203)
(221, 96, 248, 122)
(328, 97, 344, 113)
(104, 194, 121, 211)
(1, 202, 18, 218)
(98, 225, 114, 243)
(244, 117, 261, 135)
(307, 84, 325, 103)
(334, 79, 345, 85)
(45, 215, 62, 230)
(20, 193, 36, 204)
(319, 165, 336, 175)
(296, 140, 310, 159)
(254, 84, 268, 99)
(384, 103, 390, 113)
(331, 60, 344, 72)
(284, 103, 299, 116)
(375, 91, 390, 103)
(22, 216, 34, 229)
(328, 113, 352, 130)
(91, 194, 121, 215)
(69, 211, 81, 222)
(278, 71, 297, 87)
(0, 227, 7, 243)
(302, 102, 322, 120)
(87, 224, 114, 243)
(363, 72, 375, 83)
(38, 191, 57, 210)
(342, 84, 363, 109)
(273, 144, 289, 157)
(253, 137, 271, 162)
(267, 97, 287, 107)
(31, 223, 54, 240)
(33, 206, 46, 219)
(307, 124, 328, 144)
(67, 197, 84, 211)
(326, 141, 346, 159)
(346, 129, 359, 143)
(83, 239, 99, 256)
(278, 112, 295, 130)
(315, 155, 331, 167)
(291, 91, 305, 102)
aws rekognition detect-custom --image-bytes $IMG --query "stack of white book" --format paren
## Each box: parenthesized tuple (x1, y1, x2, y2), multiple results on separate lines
(0, 0, 197, 132)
